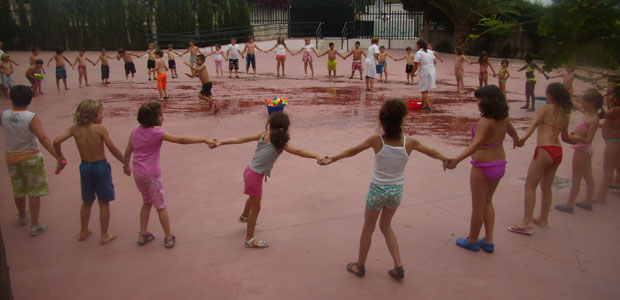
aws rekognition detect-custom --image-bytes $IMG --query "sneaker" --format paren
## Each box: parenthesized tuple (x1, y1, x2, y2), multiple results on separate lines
(132, 78, 136, 83)
(30, 223, 48, 236)
(126, 79, 130, 83)
(520, 105, 529, 109)
(17, 212, 29, 226)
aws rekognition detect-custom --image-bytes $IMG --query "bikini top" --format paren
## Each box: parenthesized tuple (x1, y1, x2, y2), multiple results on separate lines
(575, 119, 589, 133)
(455, 56, 463, 63)
(471, 123, 503, 148)
(499, 68, 507, 75)
(525, 64, 535, 73)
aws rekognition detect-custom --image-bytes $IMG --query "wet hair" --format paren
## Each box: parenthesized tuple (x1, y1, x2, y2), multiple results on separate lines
(406, 47, 412, 51)
(266, 112, 290, 151)
(56, 47, 64, 54)
(417, 39, 428, 52)
(74, 99, 102, 125)
(196, 54, 205, 61)
(501, 59, 509, 67)
(10, 85, 34, 107)
(329, 42, 334, 47)
(277, 36, 286, 45)
(478, 51, 488, 63)
(371, 37, 379, 44)
(525, 53, 533, 63)
(137, 101, 162, 127)
(118, 48, 125, 54)
(583, 90, 604, 114)
(154, 50, 163, 57)
(474, 85, 509, 120)
(35, 59, 43, 65)
(379, 99, 408, 139)
(379, 45, 385, 49)
(355, 41, 360, 45)
(546, 82, 573, 113)
(455, 47, 464, 55)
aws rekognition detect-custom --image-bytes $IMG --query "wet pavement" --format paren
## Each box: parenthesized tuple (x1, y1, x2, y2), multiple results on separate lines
(0, 48, 618, 300)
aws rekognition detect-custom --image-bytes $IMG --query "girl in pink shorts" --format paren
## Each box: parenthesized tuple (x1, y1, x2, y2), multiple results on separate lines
(264, 36, 292, 77)
(123, 101, 216, 249)
(205, 44, 227, 77)
(292, 38, 319, 77)
(213, 112, 323, 248)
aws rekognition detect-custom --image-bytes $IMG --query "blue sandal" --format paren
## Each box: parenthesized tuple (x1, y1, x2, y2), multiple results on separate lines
(478, 238, 495, 253)
(456, 237, 480, 252)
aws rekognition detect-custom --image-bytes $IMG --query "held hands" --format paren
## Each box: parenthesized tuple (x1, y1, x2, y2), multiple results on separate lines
(317, 156, 334, 166)
(516, 138, 526, 148)
(205, 138, 218, 148)
(444, 159, 458, 170)
(123, 164, 131, 176)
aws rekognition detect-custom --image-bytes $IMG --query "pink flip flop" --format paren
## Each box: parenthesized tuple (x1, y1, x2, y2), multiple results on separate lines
(507, 225, 533, 236)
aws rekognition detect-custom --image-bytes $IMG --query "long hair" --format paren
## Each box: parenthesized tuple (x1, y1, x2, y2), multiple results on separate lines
(474, 85, 509, 120)
(417, 40, 428, 52)
(267, 112, 290, 151)
(546, 83, 573, 113)
(380, 99, 408, 139)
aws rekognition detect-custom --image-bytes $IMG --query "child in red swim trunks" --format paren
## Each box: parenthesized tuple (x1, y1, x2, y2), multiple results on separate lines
(508, 83, 578, 235)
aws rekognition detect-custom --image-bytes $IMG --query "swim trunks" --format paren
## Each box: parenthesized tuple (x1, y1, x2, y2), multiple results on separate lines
(168, 60, 176, 69)
(55, 66, 67, 79)
(246, 54, 256, 69)
(79, 159, 115, 203)
(147, 59, 155, 69)
(124, 62, 136, 75)
(200, 81, 212, 97)
(229, 59, 239, 70)
(352, 59, 362, 71)
(8, 155, 49, 198)
(101, 65, 110, 79)
(156, 72, 167, 91)
(327, 59, 337, 71)
(406, 64, 414, 74)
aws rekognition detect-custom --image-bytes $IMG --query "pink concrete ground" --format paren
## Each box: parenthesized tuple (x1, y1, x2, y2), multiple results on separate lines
(1, 47, 619, 300)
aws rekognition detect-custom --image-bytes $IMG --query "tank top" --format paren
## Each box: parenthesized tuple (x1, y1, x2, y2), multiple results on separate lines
(276, 45, 286, 56)
(1, 110, 39, 153)
(214, 51, 223, 61)
(371, 136, 410, 185)
(249, 134, 282, 177)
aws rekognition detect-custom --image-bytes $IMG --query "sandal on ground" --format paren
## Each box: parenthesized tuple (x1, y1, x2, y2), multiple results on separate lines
(245, 237, 268, 248)
(575, 202, 593, 211)
(137, 232, 156, 246)
(238, 215, 248, 223)
(17, 210, 29, 226)
(478, 238, 495, 253)
(30, 223, 48, 237)
(456, 237, 480, 252)
(507, 225, 532, 236)
(555, 204, 574, 214)
(164, 235, 176, 249)
(533, 218, 549, 228)
(388, 266, 405, 281)
(346, 262, 365, 277)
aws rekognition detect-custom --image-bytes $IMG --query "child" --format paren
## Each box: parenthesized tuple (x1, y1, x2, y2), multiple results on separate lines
(517, 53, 549, 111)
(555, 91, 603, 213)
(264, 36, 291, 77)
(144, 43, 156, 81)
(428, 43, 444, 65)
(453, 47, 471, 93)
(1, 54, 17, 96)
(376, 45, 398, 83)
(319, 99, 448, 280)
(364, 38, 380, 92)
(593, 86, 620, 204)
(29, 47, 43, 68)
(1, 85, 58, 236)
(53, 99, 125, 245)
(92, 48, 115, 84)
(72, 49, 95, 87)
(292, 38, 319, 77)
(46, 47, 73, 90)
(471, 51, 496, 88)
(226, 38, 243, 78)
(204, 44, 227, 78)
(242, 36, 264, 77)
(495, 59, 510, 95)
(166, 44, 182, 78)
(318, 42, 345, 79)
(123, 101, 216, 249)
(184, 54, 218, 112)
(446, 85, 519, 252)
(25, 59, 44, 95)
(180, 40, 203, 67)
(508, 83, 577, 235)
(549, 67, 576, 97)
(116, 48, 141, 83)
(148, 50, 169, 101)
(343, 41, 366, 80)
(213, 112, 323, 248)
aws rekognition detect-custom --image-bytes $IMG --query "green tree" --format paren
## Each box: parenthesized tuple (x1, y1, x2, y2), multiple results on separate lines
(0, 0, 16, 49)
(197, 0, 215, 31)
(156, 0, 194, 34)
(15, 0, 32, 50)
(126, 0, 148, 49)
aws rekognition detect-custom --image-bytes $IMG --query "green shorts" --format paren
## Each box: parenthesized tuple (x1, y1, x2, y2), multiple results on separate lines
(8, 155, 49, 198)
(365, 183, 403, 210)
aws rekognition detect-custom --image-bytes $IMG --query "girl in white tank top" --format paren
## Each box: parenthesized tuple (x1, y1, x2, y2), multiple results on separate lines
(319, 99, 448, 281)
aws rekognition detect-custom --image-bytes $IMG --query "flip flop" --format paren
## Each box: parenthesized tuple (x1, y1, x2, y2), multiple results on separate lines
(533, 218, 549, 228)
(137, 232, 156, 246)
(507, 225, 533, 235)
(346, 262, 365, 277)
(245, 237, 268, 248)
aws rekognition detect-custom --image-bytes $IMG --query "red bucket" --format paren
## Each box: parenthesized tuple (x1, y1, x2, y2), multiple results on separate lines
(405, 99, 422, 111)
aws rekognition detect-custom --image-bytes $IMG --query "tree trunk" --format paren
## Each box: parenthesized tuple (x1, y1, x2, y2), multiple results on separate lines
(452, 22, 470, 53)
(0, 225, 14, 300)
(422, 10, 430, 41)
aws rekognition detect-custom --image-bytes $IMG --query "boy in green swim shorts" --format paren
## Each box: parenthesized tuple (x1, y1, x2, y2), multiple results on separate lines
(319, 42, 344, 80)
(1, 85, 58, 236)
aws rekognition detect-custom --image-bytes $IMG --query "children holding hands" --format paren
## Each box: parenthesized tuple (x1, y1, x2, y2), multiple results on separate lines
(318, 42, 345, 79)
(72, 49, 95, 87)
(47, 47, 73, 90)
(264, 36, 292, 77)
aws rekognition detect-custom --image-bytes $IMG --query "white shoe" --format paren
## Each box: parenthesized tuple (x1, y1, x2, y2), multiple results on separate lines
(254, 74, 258, 78)
(126, 79, 130, 83)
(30, 223, 48, 237)
(132, 78, 135, 83)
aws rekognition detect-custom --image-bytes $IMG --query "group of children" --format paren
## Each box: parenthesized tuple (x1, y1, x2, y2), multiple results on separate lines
(3, 65, 619, 280)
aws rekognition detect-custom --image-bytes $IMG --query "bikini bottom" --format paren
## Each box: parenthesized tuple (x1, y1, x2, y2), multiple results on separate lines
(471, 160, 507, 182)
(534, 146, 563, 165)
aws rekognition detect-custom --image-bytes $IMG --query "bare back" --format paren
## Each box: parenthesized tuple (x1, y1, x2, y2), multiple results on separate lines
(602, 106, 620, 140)
(536, 104, 570, 146)
(471, 118, 509, 162)
(70, 124, 108, 162)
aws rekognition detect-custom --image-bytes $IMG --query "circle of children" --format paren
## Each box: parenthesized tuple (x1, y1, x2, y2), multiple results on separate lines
(1, 35, 620, 281)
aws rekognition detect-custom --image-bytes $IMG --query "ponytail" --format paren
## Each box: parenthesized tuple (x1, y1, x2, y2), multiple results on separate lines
(417, 39, 428, 52)
(267, 112, 290, 151)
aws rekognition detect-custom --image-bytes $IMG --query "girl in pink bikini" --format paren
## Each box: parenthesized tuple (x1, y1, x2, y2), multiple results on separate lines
(446, 85, 519, 252)
(508, 83, 577, 235)
(555, 91, 603, 213)
(453, 47, 471, 93)
(471, 51, 495, 88)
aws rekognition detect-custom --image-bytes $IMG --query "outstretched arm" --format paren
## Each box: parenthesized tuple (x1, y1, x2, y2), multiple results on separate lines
(433, 51, 444, 63)
(446, 122, 490, 169)
(71, 57, 79, 69)
(488, 63, 496, 76)
(410, 137, 448, 164)
(92, 57, 102, 66)
(506, 120, 520, 148)
(86, 57, 96, 65)
(162, 132, 215, 146)
(386, 53, 398, 60)
(462, 56, 472, 64)
(518, 109, 544, 145)
(216, 132, 264, 147)
(46, 56, 54, 67)
(64, 56, 74, 68)
(284, 144, 322, 160)
(320, 136, 374, 165)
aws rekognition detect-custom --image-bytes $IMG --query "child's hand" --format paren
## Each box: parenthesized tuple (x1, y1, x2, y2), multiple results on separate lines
(318, 156, 333, 165)
(123, 164, 131, 176)
(55, 157, 67, 175)
(446, 159, 458, 170)
(516, 138, 526, 148)
(206, 138, 217, 148)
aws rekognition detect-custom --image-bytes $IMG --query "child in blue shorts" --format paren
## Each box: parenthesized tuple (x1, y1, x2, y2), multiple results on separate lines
(1, 85, 58, 236)
(54, 99, 125, 245)
(320, 99, 448, 281)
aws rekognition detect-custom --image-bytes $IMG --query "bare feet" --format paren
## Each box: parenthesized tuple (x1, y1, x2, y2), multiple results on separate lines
(77, 229, 93, 241)
(100, 233, 117, 245)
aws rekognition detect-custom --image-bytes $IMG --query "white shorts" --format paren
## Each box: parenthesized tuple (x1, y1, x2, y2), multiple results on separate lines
(364, 60, 377, 79)
(418, 71, 436, 92)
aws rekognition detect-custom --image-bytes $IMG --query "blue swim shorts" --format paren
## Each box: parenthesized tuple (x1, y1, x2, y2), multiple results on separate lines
(79, 160, 115, 203)
(365, 183, 403, 210)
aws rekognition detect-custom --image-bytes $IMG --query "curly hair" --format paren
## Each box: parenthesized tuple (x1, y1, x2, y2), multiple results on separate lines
(474, 85, 509, 120)
(380, 99, 408, 139)
(267, 112, 290, 151)
(137, 101, 162, 127)
(546, 82, 573, 113)
(74, 99, 102, 125)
